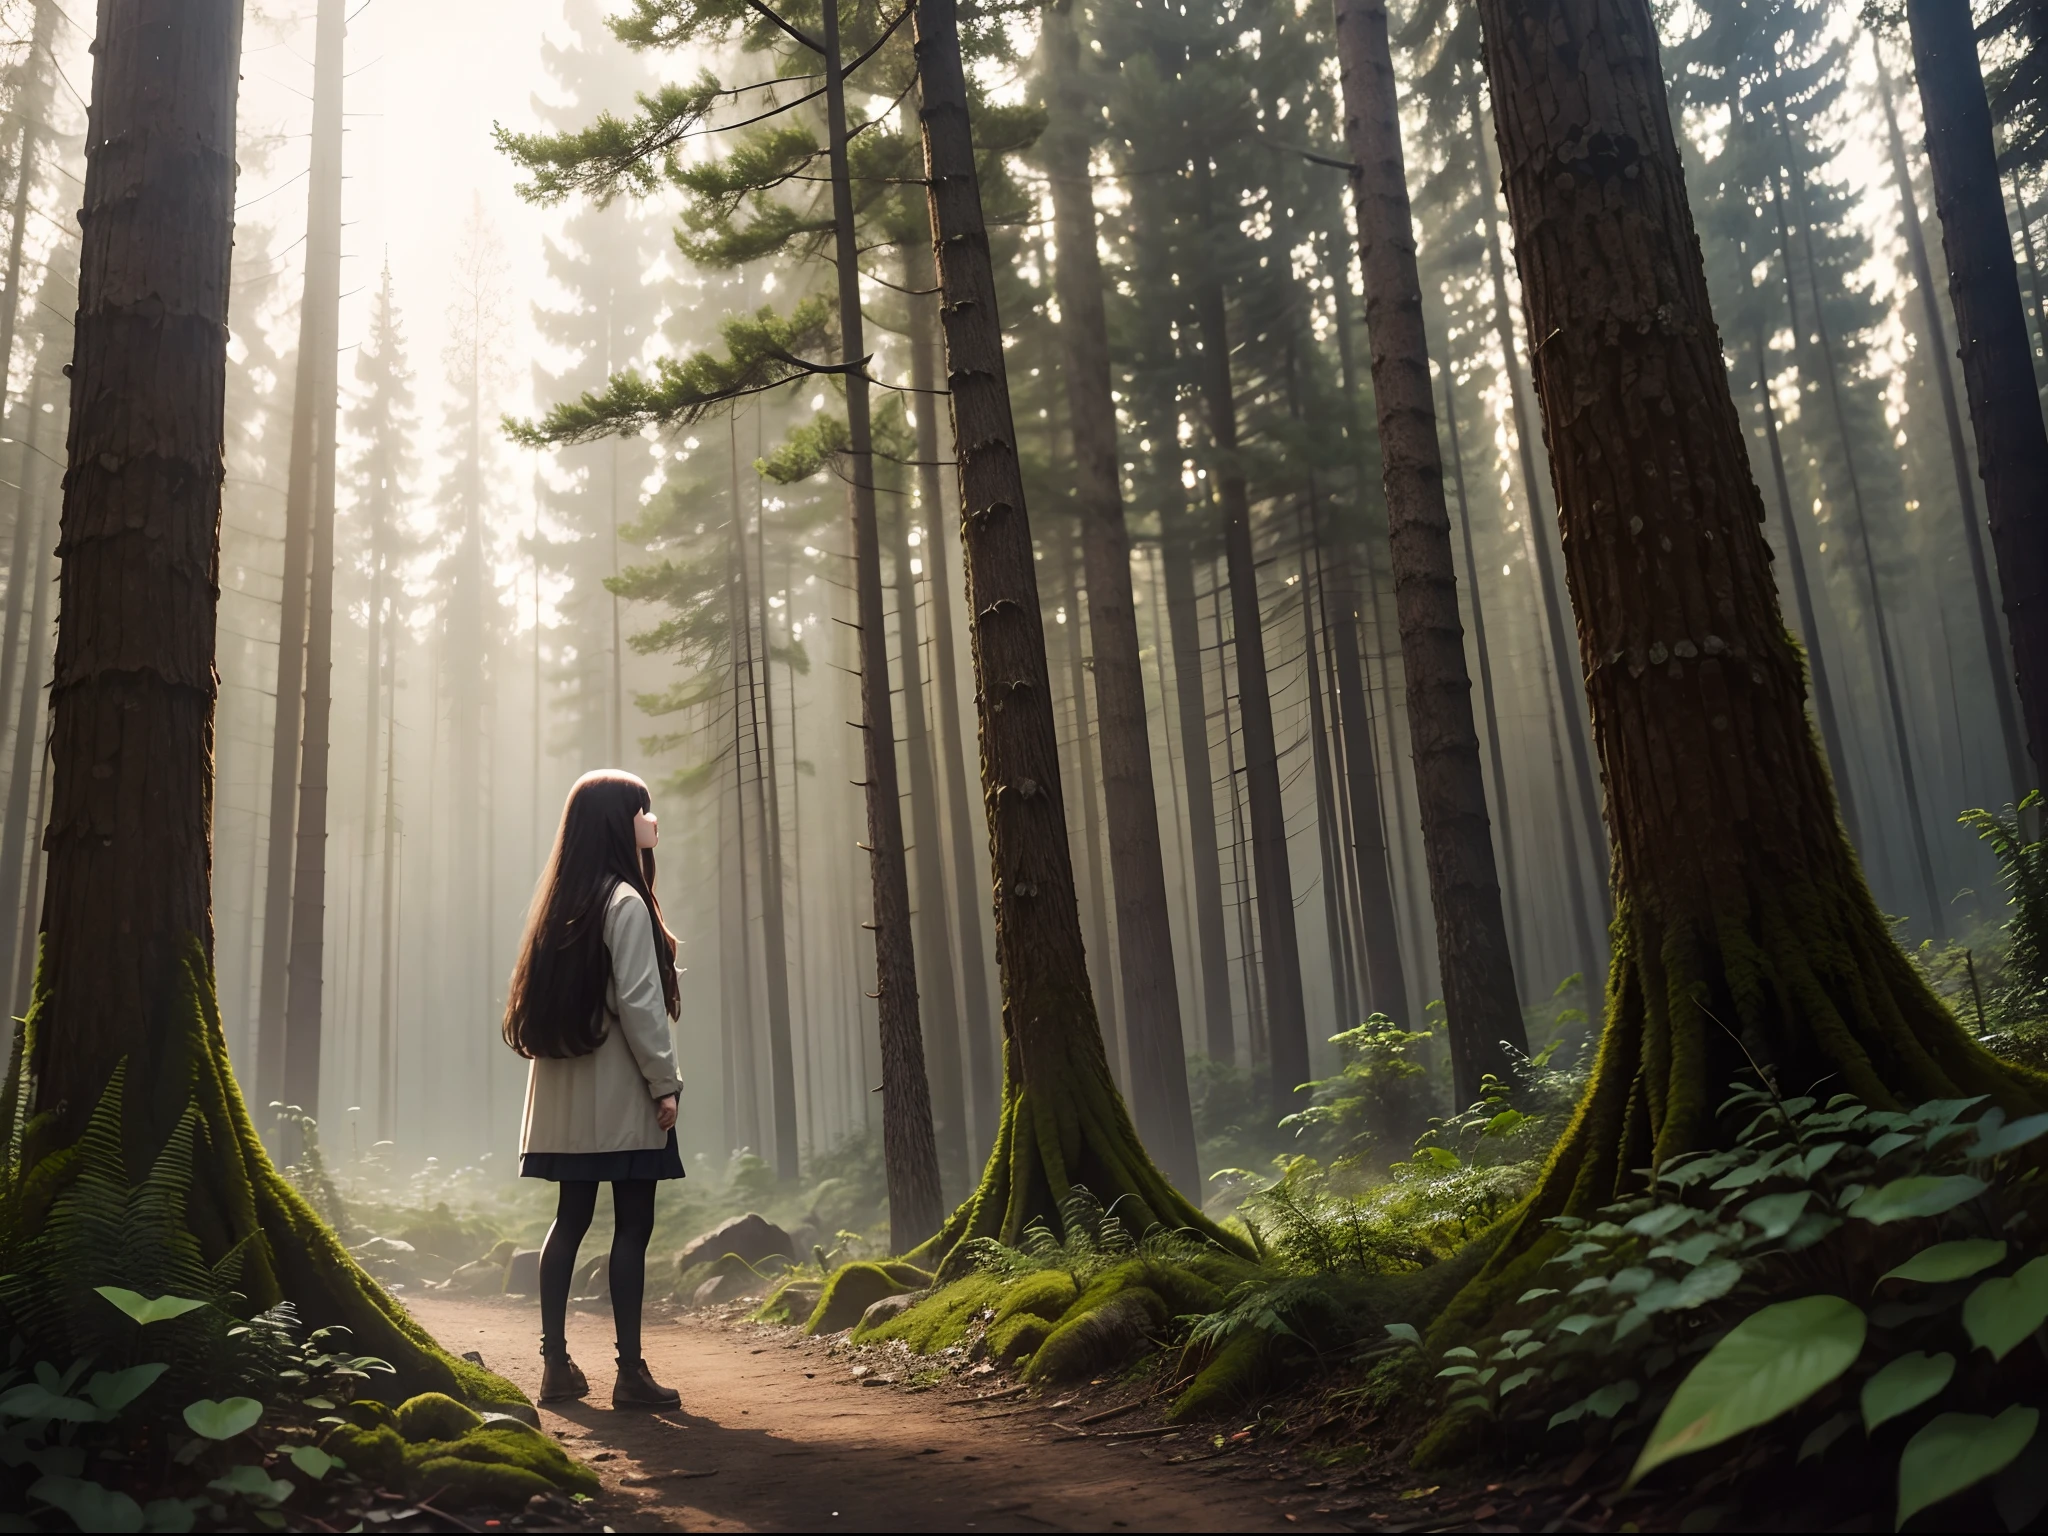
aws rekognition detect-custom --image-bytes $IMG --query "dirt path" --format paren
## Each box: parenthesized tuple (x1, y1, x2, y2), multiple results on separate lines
(408, 1294, 1358, 1533)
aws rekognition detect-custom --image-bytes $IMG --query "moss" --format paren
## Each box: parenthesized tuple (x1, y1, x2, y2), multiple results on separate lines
(1409, 1409, 1495, 1471)
(1026, 1287, 1168, 1383)
(753, 1278, 823, 1326)
(990, 1269, 1077, 1327)
(396, 1392, 484, 1443)
(984, 1311, 1054, 1367)
(854, 1273, 1005, 1350)
(806, 1261, 927, 1335)
(404, 1456, 555, 1509)
(343, 1399, 397, 1431)
(409, 1426, 600, 1498)
(321, 1422, 406, 1486)
(1167, 1330, 1273, 1422)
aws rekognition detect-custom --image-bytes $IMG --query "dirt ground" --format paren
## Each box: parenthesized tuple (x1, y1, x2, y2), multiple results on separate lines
(407, 1293, 1370, 1533)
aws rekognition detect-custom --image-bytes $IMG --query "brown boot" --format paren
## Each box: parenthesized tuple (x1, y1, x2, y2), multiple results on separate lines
(539, 1353, 589, 1405)
(611, 1358, 679, 1411)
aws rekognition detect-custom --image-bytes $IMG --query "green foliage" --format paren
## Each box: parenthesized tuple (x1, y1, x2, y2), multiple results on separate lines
(852, 1274, 1006, 1352)
(804, 1261, 930, 1334)
(1414, 1080, 2048, 1526)
(394, 1392, 483, 1443)
(1962, 793, 2048, 1025)
(1279, 1016, 1434, 1167)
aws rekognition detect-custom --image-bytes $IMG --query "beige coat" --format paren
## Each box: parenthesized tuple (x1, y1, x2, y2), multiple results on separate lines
(519, 882, 682, 1156)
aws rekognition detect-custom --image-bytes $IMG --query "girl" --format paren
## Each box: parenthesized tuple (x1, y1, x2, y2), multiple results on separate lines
(503, 769, 684, 1410)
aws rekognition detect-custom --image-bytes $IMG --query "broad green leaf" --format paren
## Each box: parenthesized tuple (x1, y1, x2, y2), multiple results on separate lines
(182, 1397, 262, 1441)
(1498, 1367, 1539, 1396)
(287, 1446, 336, 1481)
(1383, 1322, 1420, 1346)
(1515, 1288, 1558, 1304)
(1740, 1190, 1812, 1240)
(1585, 1379, 1639, 1419)
(1441, 1345, 1477, 1360)
(1625, 1205, 1695, 1239)
(1847, 1175, 1987, 1225)
(29, 1476, 143, 1533)
(1897, 1406, 2038, 1528)
(1860, 1351, 1953, 1432)
(1880, 1240, 2007, 1286)
(141, 1500, 197, 1534)
(1964, 1256, 2048, 1361)
(207, 1464, 293, 1506)
(86, 1363, 168, 1415)
(1799, 1410, 1856, 1463)
(1913, 1096, 1989, 1126)
(0, 1383, 100, 1422)
(1635, 1259, 1743, 1316)
(94, 1287, 207, 1327)
(1627, 1294, 1866, 1486)
(1973, 1111, 2048, 1158)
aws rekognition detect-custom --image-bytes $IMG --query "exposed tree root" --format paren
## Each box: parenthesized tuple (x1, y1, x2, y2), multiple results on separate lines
(1436, 873, 2048, 1339)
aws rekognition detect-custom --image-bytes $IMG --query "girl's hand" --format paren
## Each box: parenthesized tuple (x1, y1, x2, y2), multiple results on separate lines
(656, 1094, 678, 1131)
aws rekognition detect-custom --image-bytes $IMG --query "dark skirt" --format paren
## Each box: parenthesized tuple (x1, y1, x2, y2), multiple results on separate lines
(519, 1129, 686, 1183)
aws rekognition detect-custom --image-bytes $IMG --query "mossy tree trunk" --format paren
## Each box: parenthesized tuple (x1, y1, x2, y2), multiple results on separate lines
(909, 0, 1246, 1264)
(1447, 0, 2048, 1325)
(24, 0, 518, 1411)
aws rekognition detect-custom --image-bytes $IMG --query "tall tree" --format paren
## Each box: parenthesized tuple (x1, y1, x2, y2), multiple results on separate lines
(1907, 0, 2048, 783)
(909, 0, 1244, 1261)
(27, 0, 512, 1408)
(1333, 0, 1526, 1109)
(1449, 0, 2042, 1320)
(1038, 0, 1198, 1192)
(281, 0, 346, 1124)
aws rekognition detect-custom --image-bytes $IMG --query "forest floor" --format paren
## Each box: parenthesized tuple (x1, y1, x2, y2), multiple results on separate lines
(407, 1294, 1605, 1534)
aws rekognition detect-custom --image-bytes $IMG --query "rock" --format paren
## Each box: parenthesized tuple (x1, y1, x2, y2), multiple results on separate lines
(354, 1235, 417, 1260)
(504, 1247, 542, 1296)
(673, 1213, 794, 1275)
(690, 1265, 767, 1307)
(573, 1253, 609, 1301)
(447, 1255, 510, 1294)
(858, 1292, 917, 1332)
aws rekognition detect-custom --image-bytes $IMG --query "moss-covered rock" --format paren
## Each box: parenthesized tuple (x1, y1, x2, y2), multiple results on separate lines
(984, 1311, 1054, 1367)
(395, 1392, 484, 1443)
(1409, 1408, 1495, 1470)
(405, 1455, 555, 1509)
(1027, 1286, 1169, 1382)
(1166, 1330, 1273, 1421)
(991, 1270, 1078, 1327)
(407, 1425, 600, 1496)
(343, 1398, 397, 1431)
(854, 1273, 1005, 1351)
(805, 1261, 933, 1335)
(322, 1421, 406, 1485)
(753, 1277, 824, 1325)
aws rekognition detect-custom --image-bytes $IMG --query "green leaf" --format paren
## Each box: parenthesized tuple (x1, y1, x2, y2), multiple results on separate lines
(1964, 1256, 2048, 1361)
(1974, 1111, 2048, 1158)
(1635, 1259, 1743, 1316)
(1516, 1288, 1558, 1304)
(287, 1446, 336, 1481)
(141, 1501, 198, 1535)
(1627, 1295, 1866, 1486)
(86, 1363, 168, 1415)
(182, 1397, 262, 1441)
(1740, 1191, 1813, 1240)
(1585, 1379, 1639, 1419)
(1860, 1351, 1954, 1432)
(1897, 1406, 2038, 1528)
(29, 1476, 144, 1533)
(1880, 1240, 2008, 1286)
(1383, 1323, 1420, 1346)
(0, 1382, 100, 1422)
(1799, 1410, 1856, 1463)
(94, 1287, 207, 1327)
(1625, 1205, 1696, 1239)
(1847, 1175, 1987, 1225)
(207, 1464, 293, 1507)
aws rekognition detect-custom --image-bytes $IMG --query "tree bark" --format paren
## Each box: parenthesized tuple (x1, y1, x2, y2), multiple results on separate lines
(1188, 166, 1312, 1118)
(823, 0, 942, 1251)
(1334, 0, 1526, 1109)
(1450, 0, 2043, 1327)
(906, 246, 998, 1151)
(909, 0, 1242, 1262)
(1040, 0, 1199, 1193)
(1874, 38, 2029, 808)
(1907, 0, 2048, 785)
(27, 0, 520, 1411)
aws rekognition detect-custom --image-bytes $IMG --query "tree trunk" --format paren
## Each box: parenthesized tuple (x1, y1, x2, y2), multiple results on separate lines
(1188, 168, 1312, 1119)
(280, 0, 346, 1125)
(824, 0, 942, 1251)
(1327, 271, 1412, 1023)
(1450, 0, 2043, 1326)
(27, 0, 518, 1412)
(1874, 39, 2030, 808)
(909, 0, 1242, 1261)
(1907, 0, 2048, 785)
(1439, 357, 1523, 986)
(1161, 514, 1236, 1061)
(0, 372, 52, 997)
(888, 477, 971, 1194)
(906, 247, 998, 1151)
(1299, 498, 1361, 1029)
(1041, 0, 1199, 1192)
(1333, 0, 1526, 1109)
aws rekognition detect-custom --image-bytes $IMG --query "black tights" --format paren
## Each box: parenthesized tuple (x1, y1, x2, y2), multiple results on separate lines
(538, 1179, 657, 1364)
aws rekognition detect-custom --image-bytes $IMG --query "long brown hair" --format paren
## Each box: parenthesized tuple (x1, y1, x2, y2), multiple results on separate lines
(502, 769, 681, 1059)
